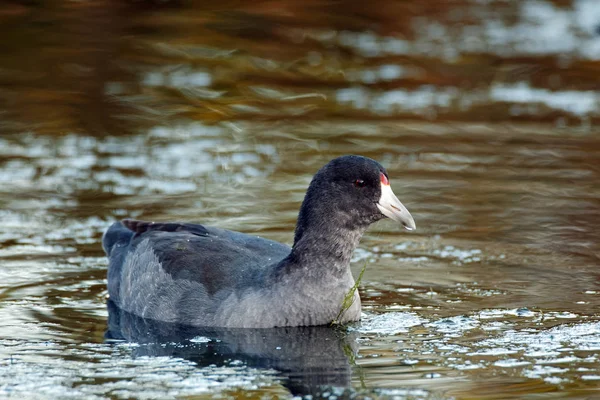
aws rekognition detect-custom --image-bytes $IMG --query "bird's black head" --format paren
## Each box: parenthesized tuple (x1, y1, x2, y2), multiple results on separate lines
(293, 155, 415, 246)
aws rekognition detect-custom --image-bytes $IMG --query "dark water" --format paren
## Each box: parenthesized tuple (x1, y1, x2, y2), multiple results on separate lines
(1, 1, 600, 399)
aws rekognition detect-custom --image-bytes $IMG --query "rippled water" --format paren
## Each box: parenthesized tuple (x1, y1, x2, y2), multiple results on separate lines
(1, 1, 600, 399)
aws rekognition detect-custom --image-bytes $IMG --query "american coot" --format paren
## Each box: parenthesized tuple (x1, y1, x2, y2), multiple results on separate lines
(103, 155, 416, 328)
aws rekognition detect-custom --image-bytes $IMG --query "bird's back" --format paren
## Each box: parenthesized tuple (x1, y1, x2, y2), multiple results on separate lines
(103, 220, 291, 325)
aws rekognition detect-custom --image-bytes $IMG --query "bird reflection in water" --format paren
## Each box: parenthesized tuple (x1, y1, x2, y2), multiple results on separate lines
(105, 300, 360, 397)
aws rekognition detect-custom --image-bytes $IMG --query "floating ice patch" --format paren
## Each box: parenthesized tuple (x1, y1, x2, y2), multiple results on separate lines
(336, 86, 455, 116)
(523, 350, 560, 358)
(480, 322, 600, 352)
(494, 359, 531, 368)
(143, 67, 212, 88)
(450, 361, 485, 371)
(456, 284, 506, 298)
(427, 316, 480, 333)
(468, 349, 519, 356)
(432, 245, 482, 264)
(0, 341, 276, 399)
(332, 0, 600, 60)
(480, 321, 512, 332)
(398, 256, 430, 263)
(478, 308, 538, 319)
(536, 356, 580, 365)
(523, 365, 569, 379)
(345, 64, 413, 84)
(491, 83, 599, 117)
(478, 310, 580, 324)
(375, 388, 431, 399)
(581, 375, 600, 380)
(357, 312, 426, 335)
(394, 242, 419, 251)
(189, 336, 211, 344)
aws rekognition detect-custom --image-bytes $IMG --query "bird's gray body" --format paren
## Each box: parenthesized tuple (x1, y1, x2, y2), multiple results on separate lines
(103, 221, 361, 328)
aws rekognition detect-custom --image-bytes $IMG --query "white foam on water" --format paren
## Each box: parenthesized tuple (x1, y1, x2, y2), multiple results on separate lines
(490, 83, 599, 117)
(357, 312, 427, 335)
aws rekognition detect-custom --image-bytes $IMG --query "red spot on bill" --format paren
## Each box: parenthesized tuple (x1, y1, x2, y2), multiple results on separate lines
(380, 173, 389, 186)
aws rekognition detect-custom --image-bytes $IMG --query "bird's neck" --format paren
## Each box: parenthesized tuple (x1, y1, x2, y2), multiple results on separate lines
(280, 187, 373, 279)
(286, 219, 367, 278)
(263, 212, 368, 327)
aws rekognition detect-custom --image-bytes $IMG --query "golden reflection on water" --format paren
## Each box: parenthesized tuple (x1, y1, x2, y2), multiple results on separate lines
(1, 0, 599, 135)
(0, 0, 600, 399)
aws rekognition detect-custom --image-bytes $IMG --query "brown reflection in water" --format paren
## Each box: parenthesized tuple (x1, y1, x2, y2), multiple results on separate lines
(0, 1, 137, 134)
(1, 0, 599, 135)
(1, 1, 600, 398)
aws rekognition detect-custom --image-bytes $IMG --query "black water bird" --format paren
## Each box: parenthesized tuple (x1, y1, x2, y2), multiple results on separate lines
(103, 155, 416, 328)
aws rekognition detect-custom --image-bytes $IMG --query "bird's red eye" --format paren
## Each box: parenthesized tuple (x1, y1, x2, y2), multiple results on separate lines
(354, 179, 366, 187)
(380, 173, 389, 186)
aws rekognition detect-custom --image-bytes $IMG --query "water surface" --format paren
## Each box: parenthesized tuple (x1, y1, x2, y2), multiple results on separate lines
(1, 1, 600, 399)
